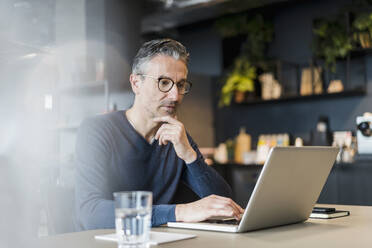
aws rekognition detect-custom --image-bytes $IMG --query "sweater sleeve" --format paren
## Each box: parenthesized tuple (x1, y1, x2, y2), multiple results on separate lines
(75, 117, 116, 230)
(151, 205, 176, 226)
(181, 135, 233, 198)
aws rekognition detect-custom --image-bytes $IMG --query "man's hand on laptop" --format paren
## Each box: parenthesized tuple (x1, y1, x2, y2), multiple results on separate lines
(175, 194, 244, 222)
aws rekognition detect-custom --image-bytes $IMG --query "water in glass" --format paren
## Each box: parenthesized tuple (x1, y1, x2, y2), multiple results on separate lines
(115, 207, 151, 246)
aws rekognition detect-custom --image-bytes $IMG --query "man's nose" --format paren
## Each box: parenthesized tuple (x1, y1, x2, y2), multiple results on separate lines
(167, 84, 180, 101)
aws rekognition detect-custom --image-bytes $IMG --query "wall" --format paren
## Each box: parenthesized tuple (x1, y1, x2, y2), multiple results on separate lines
(176, 23, 223, 147)
(178, 74, 215, 147)
(84, 0, 143, 119)
(105, 0, 143, 94)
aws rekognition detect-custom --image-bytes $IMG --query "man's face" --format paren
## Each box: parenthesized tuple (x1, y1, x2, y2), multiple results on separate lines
(136, 55, 188, 118)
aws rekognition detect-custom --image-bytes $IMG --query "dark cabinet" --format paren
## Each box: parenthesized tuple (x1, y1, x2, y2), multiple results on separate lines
(213, 161, 372, 207)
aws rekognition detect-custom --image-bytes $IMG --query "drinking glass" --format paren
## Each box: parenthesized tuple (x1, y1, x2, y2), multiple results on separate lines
(113, 191, 152, 247)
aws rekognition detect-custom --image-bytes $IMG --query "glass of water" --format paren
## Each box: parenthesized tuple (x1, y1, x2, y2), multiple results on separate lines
(113, 191, 152, 247)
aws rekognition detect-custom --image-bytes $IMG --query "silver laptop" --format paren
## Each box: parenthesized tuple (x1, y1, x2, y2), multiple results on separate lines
(167, 146, 339, 232)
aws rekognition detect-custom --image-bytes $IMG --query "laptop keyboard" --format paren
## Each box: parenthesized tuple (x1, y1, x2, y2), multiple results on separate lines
(203, 219, 240, 225)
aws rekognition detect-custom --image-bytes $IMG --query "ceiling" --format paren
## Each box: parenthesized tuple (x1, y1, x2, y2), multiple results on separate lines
(141, 0, 302, 34)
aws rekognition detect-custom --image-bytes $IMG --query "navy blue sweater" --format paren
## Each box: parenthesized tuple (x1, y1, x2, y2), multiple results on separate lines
(74, 110, 232, 230)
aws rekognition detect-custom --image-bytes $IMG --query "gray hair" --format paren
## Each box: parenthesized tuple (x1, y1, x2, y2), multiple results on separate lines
(131, 38, 189, 74)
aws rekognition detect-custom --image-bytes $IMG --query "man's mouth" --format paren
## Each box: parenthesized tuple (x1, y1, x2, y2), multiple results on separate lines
(160, 104, 177, 114)
(161, 104, 176, 109)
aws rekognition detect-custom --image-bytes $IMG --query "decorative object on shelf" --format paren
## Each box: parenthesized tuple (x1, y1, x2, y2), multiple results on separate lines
(256, 137, 269, 165)
(225, 139, 235, 162)
(234, 127, 251, 164)
(219, 57, 257, 106)
(213, 143, 228, 164)
(313, 17, 353, 72)
(356, 112, 372, 154)
(96, 59, 105, 81)
(259, 72, 282, 100)
(333, 131, 355, 163)
(327, 79, 344, 93)
(295, 137, 304, 147)
(353, 12, 372, 48)
(311, 116, 332, 146)
(256, 134, 290, 164)
(300, 66, 323, 96)
(242, 151, 257, 165)
(300, 68, 312, 96)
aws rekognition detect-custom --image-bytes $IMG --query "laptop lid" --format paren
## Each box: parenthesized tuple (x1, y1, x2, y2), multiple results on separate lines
(237, 146, 338, 232)
(167, 146, 338, 233)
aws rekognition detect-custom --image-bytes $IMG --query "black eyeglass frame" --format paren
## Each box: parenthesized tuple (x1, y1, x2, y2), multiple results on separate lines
(137, 74, 192, 95)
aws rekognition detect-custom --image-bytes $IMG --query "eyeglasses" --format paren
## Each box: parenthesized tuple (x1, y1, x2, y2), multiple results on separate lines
(138, 74, 192, 95)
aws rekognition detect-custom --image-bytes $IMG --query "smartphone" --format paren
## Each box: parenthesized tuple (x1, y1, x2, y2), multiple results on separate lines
(312, 207, 336, 213)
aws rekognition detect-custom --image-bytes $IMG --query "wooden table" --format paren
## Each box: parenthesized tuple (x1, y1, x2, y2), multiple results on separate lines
(39, 205, 372, 248)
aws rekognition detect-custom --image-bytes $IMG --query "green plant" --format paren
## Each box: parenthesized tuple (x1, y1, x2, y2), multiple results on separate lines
(215, 14, 274, 62)
(313, 18, 353, 72)
(353, 12, 372, 32)
(219, 57, 257, 107)
(243, 15, 274, 62)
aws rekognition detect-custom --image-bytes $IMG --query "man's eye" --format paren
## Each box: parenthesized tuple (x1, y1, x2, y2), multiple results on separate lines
(177, 81, 185, 88)
(159, 79, 171, 86)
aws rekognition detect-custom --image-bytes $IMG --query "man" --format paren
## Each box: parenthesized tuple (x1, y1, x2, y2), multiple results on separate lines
(75, 38, 244, 230)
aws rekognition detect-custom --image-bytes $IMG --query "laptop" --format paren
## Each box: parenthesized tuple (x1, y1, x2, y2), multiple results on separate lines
(167, 146, 339, 233)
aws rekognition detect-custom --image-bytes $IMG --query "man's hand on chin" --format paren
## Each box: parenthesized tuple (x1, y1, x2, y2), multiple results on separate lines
(175, 195, 245, 222)
(153, 115, 197, 164)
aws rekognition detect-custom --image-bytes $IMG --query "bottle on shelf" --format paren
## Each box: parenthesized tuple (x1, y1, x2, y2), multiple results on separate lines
(234, 127, 251, 164)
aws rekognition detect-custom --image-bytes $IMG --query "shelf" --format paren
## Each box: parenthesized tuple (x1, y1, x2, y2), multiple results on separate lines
(232, 89, 366, 106)
(349, 48, 372, 58)
(355, 154, 372, 161)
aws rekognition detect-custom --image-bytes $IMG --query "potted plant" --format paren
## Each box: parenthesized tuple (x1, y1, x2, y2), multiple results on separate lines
(216, 14, 273, 106)
(353, 12, 372, 48)
(313, 17, 353, 72)
(219, 57, 257, 107)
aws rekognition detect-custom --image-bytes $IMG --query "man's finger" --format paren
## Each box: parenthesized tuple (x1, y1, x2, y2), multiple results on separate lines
(213, 195, 244, 212)
(211, 208, 236, 218)
(159, 133, 174, 146)
(228, 201, 244, 215)
(155, 124, 171, 140)
(210, 195, 243, 216)
(229, 199, 244, 214)
(155, 127, 177, 141)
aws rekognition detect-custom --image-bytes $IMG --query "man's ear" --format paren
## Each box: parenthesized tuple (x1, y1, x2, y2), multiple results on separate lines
(129, 74, 141, 95)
